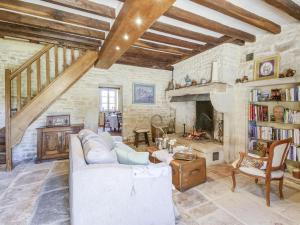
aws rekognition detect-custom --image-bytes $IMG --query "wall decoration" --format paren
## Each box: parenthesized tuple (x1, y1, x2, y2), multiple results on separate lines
(133, 83, 155, 104)
(254, 55, 280, 80)
(46, 115, 70, 127)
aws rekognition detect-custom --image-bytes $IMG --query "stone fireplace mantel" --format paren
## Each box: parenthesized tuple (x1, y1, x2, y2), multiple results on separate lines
(166, 82, 234, 113)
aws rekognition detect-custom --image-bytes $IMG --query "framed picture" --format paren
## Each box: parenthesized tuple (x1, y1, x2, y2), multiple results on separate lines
(254, 55, 280, 80)
(46, 115, 70, 127)
(133, 83, 155, 104)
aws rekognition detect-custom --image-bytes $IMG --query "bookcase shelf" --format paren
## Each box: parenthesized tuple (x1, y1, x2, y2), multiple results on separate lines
(247, 80, 300, 185)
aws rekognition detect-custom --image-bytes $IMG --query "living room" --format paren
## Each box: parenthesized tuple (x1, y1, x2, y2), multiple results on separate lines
(0, 0, 300, 225)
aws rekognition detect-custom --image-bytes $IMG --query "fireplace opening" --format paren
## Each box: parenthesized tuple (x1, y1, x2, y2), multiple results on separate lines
(194, 101, 214, 139)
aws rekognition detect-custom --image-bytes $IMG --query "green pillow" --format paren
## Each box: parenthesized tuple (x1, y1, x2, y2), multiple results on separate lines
(116, 148, 149, 165)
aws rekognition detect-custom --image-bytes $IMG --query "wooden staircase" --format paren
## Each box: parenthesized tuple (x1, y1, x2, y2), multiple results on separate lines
(5, 44, 98, 171)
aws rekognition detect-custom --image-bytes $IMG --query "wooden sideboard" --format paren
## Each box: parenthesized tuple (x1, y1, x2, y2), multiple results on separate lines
(37, 124, 83, 162)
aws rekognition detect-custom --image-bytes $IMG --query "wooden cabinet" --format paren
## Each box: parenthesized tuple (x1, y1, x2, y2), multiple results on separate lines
(37, 124, 83, 162)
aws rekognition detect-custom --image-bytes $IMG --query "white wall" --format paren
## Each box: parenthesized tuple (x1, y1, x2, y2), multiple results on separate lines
(0, 38, 172, 162)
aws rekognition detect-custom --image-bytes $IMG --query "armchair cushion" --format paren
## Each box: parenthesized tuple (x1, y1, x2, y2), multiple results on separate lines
(239, 167, 284, 179)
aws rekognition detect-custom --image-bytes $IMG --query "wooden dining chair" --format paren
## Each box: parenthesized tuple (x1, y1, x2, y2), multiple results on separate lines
(231, 138, 292, 206)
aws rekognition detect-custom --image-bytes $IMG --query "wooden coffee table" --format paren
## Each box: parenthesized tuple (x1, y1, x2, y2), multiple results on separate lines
(145, 146, 206, 192)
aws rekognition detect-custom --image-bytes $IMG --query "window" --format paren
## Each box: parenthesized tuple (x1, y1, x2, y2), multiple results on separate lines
(100, 88, 119, 112)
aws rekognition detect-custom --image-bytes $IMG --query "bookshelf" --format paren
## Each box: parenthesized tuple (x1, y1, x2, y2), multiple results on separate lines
(247, 79, 300, 183)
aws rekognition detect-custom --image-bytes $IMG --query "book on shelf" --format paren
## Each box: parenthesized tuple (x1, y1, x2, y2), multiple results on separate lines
(287, 145, 300, 162)
(249, 104, 268, 121)
(249, 124, 300, 145)
(250, 86, 300, 102)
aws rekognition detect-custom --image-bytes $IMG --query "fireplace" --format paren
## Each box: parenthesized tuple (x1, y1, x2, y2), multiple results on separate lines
(195, 101, 214, 139)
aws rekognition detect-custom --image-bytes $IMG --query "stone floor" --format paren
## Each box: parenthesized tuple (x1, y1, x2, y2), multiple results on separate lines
(0, 161, 300, 225)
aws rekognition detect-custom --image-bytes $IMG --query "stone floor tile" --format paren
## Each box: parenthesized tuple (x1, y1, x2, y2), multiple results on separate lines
(12, 169, 49, 187)
(0, 201, 35, 225)
(195, 180, 231, 200)
(22, 161, 54, 173)
(0, 182, 42, 207)
(43, 173, 69, 192)
(195, 206, 244, 225)
(176, 212, 199, 225)
(30, 188, 69, 225)
(173, 188, 209, 210)
(215, 191, 298, 225)
(51, 161, 69, 175)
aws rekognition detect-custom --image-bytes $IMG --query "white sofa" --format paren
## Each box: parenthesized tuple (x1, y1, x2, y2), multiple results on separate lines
(69, 134, 175, 225)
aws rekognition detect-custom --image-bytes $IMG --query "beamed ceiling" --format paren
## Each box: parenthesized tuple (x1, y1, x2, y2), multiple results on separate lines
(0, 0, 299, 70)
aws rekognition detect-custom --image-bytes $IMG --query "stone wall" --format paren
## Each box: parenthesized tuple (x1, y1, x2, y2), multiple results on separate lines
(170, 24, 300, 162)
(0, 38, 172, 162)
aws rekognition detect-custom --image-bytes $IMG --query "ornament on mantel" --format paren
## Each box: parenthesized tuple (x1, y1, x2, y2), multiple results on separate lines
(279, 68, 296, 78)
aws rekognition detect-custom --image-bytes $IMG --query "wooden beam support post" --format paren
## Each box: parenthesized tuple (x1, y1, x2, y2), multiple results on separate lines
(96, 0, 175, 69)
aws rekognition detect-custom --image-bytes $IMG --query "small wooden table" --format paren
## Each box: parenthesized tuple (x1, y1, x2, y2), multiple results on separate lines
(145, 146, 206, 192)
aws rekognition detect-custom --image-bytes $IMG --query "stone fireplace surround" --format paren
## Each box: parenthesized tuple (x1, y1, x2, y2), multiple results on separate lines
(167, 82, 236, 165)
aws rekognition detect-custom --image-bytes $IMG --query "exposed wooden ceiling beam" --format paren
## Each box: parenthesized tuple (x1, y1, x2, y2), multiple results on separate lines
(164, 6, 255, 42)
(96, 0, 175, 69)
(0, 30, 97, 50)
(41, 0, 116, 18)
(134, 40, 194, 56)
(0, 0, 110, 31)
(0, 10, 104, 40)
(0, 22, 101, 49)
(167, 35, 240, 66)
(264, 0, 300, 20)
(191, 0, 281, 34)
(142, 32, 204, 50)
(151, 21, 221, 45)
(117, 55, 173, 71)
(125, 46, 182, 63)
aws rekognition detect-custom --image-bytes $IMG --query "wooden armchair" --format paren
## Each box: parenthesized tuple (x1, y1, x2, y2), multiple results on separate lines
(231, 138, 292, 206)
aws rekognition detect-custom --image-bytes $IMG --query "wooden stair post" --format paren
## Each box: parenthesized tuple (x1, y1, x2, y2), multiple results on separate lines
(5, 69, 12, 171)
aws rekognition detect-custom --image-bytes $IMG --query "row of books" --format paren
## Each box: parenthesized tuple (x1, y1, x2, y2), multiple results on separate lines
(287, 145, 300, 161)
(249, 87, 300, 102)
(249, 123, 300, 145)
(249, 104, 268, 121)
(283, 109, 300, 124)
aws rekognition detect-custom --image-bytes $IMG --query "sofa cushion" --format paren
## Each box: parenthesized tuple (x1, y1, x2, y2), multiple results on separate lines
(98, 132, 115, 150)
(78, 129, 95, 141)
(83, 140, 117, 164)
(115, 147, 149, 165)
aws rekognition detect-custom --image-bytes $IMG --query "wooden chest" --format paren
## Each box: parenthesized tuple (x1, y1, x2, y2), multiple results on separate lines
(146, 146, 207, 191)
(37, 124, 83, 162)
(170, 158, 206, 192)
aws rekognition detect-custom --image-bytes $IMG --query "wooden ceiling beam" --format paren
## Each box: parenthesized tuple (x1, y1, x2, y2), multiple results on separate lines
(0, 30, 97, 50)
(134, 40, 194, 55)
(164, 6, 255, 42)
(117, 55, 173, 71)
(41, 0, 116, 18)
(96, 0, 175, 69)
(0, 10, 105, 40)
(150, 21, 220, 45)
(191, 0, 281, 34)
(142, 32, 204, 50)
(0, 0, 110, 31)
(0, 22, 101, 49)
(125, 46, 182, 63)
(264, 0, 300, 20)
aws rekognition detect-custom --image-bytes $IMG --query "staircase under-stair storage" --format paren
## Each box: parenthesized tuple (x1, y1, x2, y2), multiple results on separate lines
(4, 44, 98, 171)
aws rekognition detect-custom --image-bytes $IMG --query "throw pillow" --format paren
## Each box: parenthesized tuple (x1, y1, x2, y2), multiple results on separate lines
(83, 140, 117, 164)
(240, 157, 264, 169)
(115, 147, 149, 165)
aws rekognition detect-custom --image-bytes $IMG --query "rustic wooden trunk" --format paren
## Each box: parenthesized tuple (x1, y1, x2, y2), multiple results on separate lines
(171, 158, 206, 192)
(37, 124, 83, 162)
